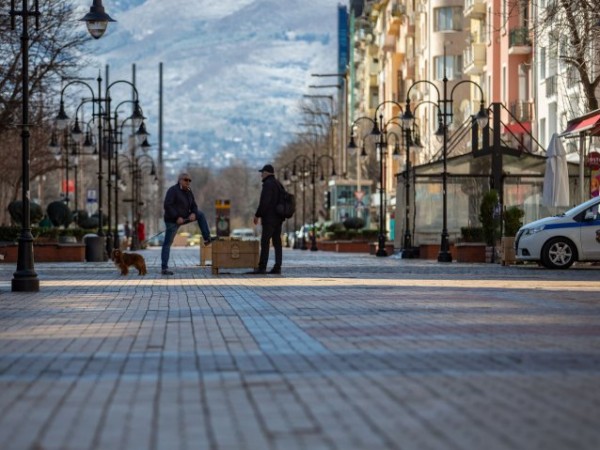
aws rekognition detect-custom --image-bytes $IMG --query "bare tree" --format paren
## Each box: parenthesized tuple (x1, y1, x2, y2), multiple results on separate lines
(531, 0, 600, 111)
(0, 0, 89, 223)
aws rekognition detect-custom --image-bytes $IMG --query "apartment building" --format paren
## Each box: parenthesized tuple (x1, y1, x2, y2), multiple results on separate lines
(346, 0, 598, 252)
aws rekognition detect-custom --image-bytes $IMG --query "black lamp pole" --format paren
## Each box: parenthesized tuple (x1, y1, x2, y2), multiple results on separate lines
(375, 113, 387, 257)
(402, 123, 413, 258)
(10, 0, 40, 292)
(370, 100, 405, 257)
(403, 70, 488, 263)
(439, 70, 452, 262)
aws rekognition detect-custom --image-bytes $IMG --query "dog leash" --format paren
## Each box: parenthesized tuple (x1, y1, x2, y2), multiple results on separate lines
(139, 219, 192, 246)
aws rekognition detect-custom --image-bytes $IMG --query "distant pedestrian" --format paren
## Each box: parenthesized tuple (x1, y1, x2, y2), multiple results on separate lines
(161, 172, 213, 275)
(124, 221, 131, 238)
(252, 164, 284, 274)
(136, 219, 146, 248)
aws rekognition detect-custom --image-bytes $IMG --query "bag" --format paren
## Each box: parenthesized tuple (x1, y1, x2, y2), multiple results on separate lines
(275, 183, 295, 219)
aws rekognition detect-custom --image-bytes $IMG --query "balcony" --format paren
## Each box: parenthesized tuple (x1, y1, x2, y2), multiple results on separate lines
(388, 4, 406, 33)
(463, 42, 486, 75)
(380, 34, 396, 53)
(464, 0, 485, 19)
(509, 27, 532, 55)
(509, 101, 533, 122)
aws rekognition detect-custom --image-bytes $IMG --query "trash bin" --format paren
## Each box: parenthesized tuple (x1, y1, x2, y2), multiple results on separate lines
(84, 234, 106, 262)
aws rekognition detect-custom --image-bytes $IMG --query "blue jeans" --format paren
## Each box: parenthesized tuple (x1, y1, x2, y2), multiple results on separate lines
(161, 210, 211, 270)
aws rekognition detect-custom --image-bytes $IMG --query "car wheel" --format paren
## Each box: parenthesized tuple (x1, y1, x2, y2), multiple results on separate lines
(541, 237, 577, 269)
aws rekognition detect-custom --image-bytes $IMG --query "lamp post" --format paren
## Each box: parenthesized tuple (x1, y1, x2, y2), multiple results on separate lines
(109, 100, 146, 250)
(8, 0, 113, 291)
(118, 147, 155, 251)
(398, 101, 444, 258)
(290, 154, 336, 252)
(56, 77, 145, 257)
(348, 101, 403, 257)
(402, 75, 488, 262)
(281, 168, 296, 248)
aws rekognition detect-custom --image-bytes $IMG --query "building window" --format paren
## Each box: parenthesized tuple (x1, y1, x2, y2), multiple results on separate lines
(434, 55, 463, 80)
(540, 47, 546, 79)
(434, 7, 463, 32)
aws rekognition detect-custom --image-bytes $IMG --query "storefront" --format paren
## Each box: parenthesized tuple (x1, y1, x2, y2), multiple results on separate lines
(395, 148, 584, 249)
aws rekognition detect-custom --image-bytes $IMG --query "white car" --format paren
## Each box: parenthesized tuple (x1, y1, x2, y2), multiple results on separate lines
(231, 228, 256, 239)
(515, 197, 600, 269)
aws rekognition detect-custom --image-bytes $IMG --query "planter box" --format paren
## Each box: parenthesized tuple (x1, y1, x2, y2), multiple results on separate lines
(418, 243, 456, 260)
(0, 243, 85, 263)
(501, 237, 516, 266)
(317, 240, 371, 253)
(316, 241, 337, 252)
(455, 243, 487, 263)
(205, 239, 259, 274)
(336, 240, 370, 253)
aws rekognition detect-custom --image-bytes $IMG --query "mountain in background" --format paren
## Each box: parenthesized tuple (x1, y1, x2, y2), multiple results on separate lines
(78, 0, 341, 174)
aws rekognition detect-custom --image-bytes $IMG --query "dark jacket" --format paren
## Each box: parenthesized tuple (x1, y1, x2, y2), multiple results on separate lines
(255, 174, 282, 224)
(163, 183, 198, 223)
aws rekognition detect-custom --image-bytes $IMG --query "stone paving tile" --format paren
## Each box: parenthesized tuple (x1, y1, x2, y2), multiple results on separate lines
(0, 247, 599, 450)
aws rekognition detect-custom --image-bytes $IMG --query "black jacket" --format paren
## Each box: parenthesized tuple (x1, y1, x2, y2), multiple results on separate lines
(163, 183, 198, 223)
(255, 175, 282, 224)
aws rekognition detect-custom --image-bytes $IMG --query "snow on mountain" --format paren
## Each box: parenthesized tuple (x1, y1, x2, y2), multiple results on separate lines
(76, 0, 341, 172)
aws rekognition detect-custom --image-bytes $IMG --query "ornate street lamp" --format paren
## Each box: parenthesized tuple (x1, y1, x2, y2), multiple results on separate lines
(57, 77, 145, 258)
(8, 0, 113, 291)
(403, 70, 488, 263)
(349, 101, 403, 257)
(399, 101, 443, 258)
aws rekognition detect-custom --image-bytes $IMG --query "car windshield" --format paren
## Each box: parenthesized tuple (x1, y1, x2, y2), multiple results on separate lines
(564, 197, 600, 217)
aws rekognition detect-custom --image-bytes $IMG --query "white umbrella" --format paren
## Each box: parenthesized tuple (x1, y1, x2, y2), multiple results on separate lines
(542, 133, 570, 207)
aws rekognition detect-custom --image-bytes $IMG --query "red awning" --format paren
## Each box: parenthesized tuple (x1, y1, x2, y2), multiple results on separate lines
(562, 110, 600, 136)
(504, 121, 531, 135)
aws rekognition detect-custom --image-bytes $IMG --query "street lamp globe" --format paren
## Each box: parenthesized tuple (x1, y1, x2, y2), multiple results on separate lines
(81, 0, 116, 39)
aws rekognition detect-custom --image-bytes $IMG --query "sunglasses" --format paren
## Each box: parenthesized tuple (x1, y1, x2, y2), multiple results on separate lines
(182, 178, 192, 182)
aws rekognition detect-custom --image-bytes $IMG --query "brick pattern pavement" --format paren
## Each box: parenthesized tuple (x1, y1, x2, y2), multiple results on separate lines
(0, 247, 599, 450)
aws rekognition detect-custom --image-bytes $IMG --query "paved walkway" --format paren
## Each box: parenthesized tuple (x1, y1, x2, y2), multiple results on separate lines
(0, 246, 599, 450)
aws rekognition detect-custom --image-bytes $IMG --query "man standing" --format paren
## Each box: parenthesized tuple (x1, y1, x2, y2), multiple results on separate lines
(252, 164, 284, 274)
(161, 172, 212, 275)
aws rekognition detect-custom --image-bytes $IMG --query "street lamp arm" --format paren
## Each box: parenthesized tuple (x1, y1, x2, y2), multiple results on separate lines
(316, 154, 337, 177)
(292, 154, 311, 166)
(373, 100, 404, 117)
(449, 80, 489, 128)
(106, 79, 139, 101)
(404, 80, 441, 104)
(449, 79, 485, 102)
(60, 80, 96, 101)
(350, 116, 376, 132)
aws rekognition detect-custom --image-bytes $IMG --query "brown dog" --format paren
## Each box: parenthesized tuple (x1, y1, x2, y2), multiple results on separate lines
(111, 249, 147, 276)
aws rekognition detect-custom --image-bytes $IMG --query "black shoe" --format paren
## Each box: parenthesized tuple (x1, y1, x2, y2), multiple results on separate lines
(269, 267, 281, 274)
(204, 236, 217, 245)
(248, 268, 267, 274)
(161, 269, 174, 275)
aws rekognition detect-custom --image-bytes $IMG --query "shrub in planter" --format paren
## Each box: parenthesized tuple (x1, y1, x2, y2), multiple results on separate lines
(460, 226, 484, 243)
(503, 206, 525, 237)
(7, 201, 43, 225)
(359, 229, 380, 240)
(0, 226, 20, 243)
(47, 201, 72, 228)
(479, 189, 500, 246)
(343, 216, 365, 230)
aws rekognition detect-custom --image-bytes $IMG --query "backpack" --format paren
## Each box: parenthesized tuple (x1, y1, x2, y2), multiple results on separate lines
(275, 182, 295, 219)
